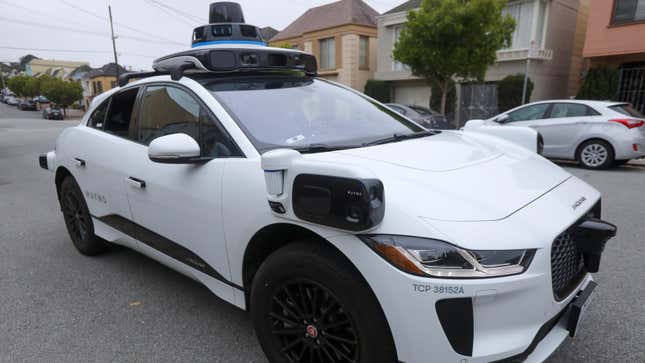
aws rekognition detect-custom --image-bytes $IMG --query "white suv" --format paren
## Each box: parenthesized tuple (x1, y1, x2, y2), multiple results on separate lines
(38, 12, 617, 362)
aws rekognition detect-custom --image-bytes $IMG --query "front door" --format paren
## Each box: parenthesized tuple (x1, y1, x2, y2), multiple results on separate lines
(123, 84, 243, 300)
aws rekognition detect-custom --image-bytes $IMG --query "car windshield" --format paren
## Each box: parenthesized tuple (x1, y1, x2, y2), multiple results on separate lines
(408, 105, 436, 116)
(197, 75, 424, 152)
(609, 104, 645, 118)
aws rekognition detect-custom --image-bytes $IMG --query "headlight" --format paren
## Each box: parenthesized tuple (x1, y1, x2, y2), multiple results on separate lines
(359, 235, 535, 278)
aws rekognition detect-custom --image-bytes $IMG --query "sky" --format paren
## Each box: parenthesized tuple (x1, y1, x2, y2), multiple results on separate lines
(0, 0, 403, 71)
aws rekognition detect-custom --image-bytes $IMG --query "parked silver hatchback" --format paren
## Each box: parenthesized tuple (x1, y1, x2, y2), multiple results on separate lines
(485, 100, 645, 169)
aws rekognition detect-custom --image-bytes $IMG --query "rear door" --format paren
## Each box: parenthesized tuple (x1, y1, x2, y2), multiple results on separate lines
(123, 83, 243, 298)
(75, 87, 141, 244)
(536, 103, 602, 158)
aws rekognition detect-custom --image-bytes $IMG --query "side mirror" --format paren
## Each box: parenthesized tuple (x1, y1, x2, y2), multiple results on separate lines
(496, 114, 510, 124)
(148, 133, 204, 164)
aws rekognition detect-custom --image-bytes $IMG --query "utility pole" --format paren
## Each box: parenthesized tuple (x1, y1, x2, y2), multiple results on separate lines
(108, 6, 120, 80)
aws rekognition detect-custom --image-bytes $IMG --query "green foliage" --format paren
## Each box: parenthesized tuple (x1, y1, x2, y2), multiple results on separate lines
(430, 79, 456, 115)
(273, 42, 295, 49)
(576, 67, 619, 101)
(392, 0, 515, 114)
(497, 74, 533, 112)
(364, 80, 392, 103)
(41, 78, 83, 110)
(7, 75, 30, 97)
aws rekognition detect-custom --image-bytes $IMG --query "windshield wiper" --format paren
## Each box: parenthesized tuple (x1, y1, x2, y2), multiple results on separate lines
(292, 143, 360, 154)
(362, 130, 438, 146)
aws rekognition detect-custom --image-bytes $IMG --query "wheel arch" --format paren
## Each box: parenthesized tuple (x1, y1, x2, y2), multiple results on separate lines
(575, 137, 616, 160)
(241, 223, 366, 309)
(55, 166, 73, 199)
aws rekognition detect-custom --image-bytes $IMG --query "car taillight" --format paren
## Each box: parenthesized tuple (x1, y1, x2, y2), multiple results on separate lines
(609, 119, 645, 129)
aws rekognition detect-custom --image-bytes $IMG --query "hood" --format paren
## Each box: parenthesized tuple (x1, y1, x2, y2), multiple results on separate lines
(305, 132, 570, 222)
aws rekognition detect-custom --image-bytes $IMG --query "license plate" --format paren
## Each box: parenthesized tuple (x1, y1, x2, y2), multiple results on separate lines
(567, 281, 597, 337)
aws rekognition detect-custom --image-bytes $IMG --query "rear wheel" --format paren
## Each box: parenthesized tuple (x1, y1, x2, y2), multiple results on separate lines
(251, 242, 397, 363)
(577, 140, 614, 169)
(59, 176, 108, 256)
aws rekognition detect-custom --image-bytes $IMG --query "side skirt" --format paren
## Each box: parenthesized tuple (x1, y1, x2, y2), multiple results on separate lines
(96, 214, 244, 291)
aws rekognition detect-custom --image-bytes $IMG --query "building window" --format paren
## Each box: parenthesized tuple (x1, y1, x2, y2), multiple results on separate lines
(392, 26, 409, 71)
(319, 37, 336, 70)
(97, 81, 103, 94)
(111, 80, 117, 89)
(502, 0, 548, 49)
(359, 36, 369, 69)
(613, 0, 645, 24)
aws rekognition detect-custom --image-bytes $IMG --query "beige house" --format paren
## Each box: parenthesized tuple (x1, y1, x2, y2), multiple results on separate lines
(270, 0, 379, 91)
(375, 0, 590, 124)
(25, 59, 89, 79)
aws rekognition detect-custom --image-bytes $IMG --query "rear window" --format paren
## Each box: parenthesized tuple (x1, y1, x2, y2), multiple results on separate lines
(609, 104, 644, 118)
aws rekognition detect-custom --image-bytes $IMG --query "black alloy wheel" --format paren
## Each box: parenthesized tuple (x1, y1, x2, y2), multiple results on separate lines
(251, 242, 397, 363)
(60, 176, 108, 255)
(270, 279, 359, 363)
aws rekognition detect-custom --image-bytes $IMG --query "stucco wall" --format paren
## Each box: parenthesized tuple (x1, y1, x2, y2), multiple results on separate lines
(583, 0, 645, 58)
(391, 79, 431, 107)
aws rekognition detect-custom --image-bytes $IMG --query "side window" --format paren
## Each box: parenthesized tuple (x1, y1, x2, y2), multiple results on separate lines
(507, 104, 550, 122)
(388, 105, 406, 115)
(104, 87, 139, 140)
(550, 103, 592, 118)
(138, 86, 200, 145)
(88, 99, 109, 129)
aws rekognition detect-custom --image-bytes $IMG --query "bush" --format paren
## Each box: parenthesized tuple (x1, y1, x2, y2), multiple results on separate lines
(364, 80, 391, 103)
(576, 67, 619, 100)
(497, 74, 533, 112)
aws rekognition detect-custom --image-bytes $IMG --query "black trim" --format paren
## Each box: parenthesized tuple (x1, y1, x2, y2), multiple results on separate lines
(38, 154, 48, 170)
(435, 298, 474, 356)
(96, 214, 243, 291)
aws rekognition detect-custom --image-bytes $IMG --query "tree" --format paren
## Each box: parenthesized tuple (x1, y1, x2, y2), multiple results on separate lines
(392, 0, 515, 115)
(576, 67, 619, 101)
(498, 74, 533, 112)
(7, 75, 30, 97)
(41, 78, 83, 116)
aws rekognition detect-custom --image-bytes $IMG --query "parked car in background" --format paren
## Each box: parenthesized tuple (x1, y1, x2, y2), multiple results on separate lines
(482, 100, 645, 169)
(34, 95, 50, 104)
(42, 107, 64, 120)
(5, 96, 19, 106)
(386, 103, 455, 130)
(18, 99, 37, 111)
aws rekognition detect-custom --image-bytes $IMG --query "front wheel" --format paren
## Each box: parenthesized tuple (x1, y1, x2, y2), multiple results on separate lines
(577, 140, 614, 169)
(251, 242, 397, 363)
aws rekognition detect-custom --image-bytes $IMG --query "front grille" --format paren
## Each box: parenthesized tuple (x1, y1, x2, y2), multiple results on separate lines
(551, 230, 586, 300)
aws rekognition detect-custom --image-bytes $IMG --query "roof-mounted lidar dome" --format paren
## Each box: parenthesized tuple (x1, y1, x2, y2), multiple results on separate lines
(192, 2, 265, 47)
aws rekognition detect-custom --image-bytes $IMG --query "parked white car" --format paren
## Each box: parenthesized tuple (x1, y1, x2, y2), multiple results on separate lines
(37, 3, 618, 363)
(480, 100, 645, 169)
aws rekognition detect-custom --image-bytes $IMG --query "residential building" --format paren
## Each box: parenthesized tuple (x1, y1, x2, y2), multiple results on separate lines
(81, 63, 128, 109)
(375, 0, 589, 124)
(583, 0, 645, 113)
(25, 59, 89, 78)
(260, 26, 279, 41)
(270, 0, 379, 91)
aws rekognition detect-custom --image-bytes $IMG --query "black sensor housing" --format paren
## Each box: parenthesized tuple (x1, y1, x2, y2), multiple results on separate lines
(292, 174, 385, 232)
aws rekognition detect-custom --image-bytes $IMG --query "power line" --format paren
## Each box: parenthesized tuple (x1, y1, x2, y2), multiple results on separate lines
(0, 0, 104, 32)
(0, 16, 182, 47)
(0, 46, 156, 58)
(56, 0, 185, 46)
(145, 0, 204, 23)
(142, 0, 196, 27)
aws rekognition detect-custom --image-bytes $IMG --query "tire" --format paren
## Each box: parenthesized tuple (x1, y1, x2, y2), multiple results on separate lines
(577, 140, 614, 169)
(251, 241, 397, 363)
(59, 176, 108, 256)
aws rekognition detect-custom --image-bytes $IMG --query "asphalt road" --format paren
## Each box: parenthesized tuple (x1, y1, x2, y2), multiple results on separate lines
(1, 104, 644, 362)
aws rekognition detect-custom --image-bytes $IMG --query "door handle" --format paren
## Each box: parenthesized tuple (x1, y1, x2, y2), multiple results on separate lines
(127, 177, 146, 189)
(73, 158, 86, 167)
